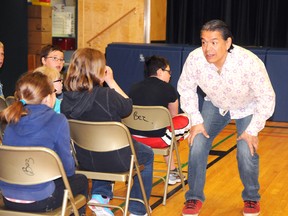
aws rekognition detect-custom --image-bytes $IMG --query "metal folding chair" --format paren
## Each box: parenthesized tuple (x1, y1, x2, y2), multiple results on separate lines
(68, 120, 151, 216)
(0, 145, 86, 216)
(122, 105, 185, 205)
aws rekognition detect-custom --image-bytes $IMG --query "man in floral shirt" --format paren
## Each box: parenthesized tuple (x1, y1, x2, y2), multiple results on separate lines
(178, 20, 275, 216)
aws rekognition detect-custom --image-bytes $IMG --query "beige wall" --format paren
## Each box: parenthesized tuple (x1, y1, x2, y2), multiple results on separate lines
(77, 0, 167, 53)
(77, 0, 145, 53)
(151, 0, 167, 41)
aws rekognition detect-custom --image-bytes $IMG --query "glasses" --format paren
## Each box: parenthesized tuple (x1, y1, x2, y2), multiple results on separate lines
(53, 78, 63, 83)
(162, 68, 172, 75)
(46, 56, 65, 63)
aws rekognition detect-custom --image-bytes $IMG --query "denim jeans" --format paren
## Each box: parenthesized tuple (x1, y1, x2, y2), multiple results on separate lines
(185, 100, 260, 203)
(90, 139, 154, 215)
(3, 174, 88, 215)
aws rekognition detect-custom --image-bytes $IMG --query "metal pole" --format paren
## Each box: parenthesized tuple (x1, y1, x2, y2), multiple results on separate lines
(144, 0, 151, 43)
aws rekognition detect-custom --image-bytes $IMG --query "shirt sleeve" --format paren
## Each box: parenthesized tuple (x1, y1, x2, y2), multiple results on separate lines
(177, 53, 204, 126)
(245, 59, 276, 136)
(109, 88, 133, 118)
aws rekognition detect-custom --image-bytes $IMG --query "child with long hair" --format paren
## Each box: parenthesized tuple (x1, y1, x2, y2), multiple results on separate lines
(0, 72, 88, 214)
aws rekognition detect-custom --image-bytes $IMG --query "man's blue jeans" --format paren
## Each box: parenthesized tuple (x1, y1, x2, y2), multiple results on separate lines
(185, 100, 260, 202)
(91, 139, 154, 215)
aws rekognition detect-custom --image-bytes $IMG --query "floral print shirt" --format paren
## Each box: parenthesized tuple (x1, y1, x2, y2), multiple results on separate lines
(178, 45, 275, 136)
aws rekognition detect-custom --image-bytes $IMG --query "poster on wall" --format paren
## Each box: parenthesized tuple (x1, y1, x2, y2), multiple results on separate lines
(52, 4, 75, 37)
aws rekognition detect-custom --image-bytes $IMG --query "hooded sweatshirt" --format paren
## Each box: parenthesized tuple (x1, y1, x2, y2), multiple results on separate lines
(0, 104, 75, 201)
(61, 86, 134, 172)
(61, 86, 133, 122)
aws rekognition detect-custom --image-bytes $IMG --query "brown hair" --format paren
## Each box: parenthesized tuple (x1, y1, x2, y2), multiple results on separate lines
(40, 44, 63, 65)
(0, 72, 54, 123)
(64, 48, 106, 92)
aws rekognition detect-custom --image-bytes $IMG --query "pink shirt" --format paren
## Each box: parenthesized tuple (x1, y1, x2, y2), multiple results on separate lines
(177, 45, 275, 136)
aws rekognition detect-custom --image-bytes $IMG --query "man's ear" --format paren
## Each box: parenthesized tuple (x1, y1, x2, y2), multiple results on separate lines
(226, 37, 232, 50)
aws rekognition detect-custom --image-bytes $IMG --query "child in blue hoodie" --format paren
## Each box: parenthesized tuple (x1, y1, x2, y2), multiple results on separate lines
(0, 72, 88, 214)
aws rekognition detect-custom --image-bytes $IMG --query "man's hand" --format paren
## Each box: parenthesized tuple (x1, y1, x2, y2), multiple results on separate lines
(188, 123, 209, 146)
(237, 131, 259, 156)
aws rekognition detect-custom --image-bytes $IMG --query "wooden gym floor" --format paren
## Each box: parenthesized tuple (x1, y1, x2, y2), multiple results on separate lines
(86, 121, 288, 216)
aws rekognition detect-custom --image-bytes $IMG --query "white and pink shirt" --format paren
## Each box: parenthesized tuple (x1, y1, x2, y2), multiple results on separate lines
(178, 45, 275, 136)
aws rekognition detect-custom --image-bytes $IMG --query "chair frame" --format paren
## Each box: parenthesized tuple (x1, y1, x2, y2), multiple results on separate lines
(68, 120, 151, 216)
(5, 96, 16, 107)
(122, 105, 185, 205)
(0, 145, 86, 216)
(0, 96, 7, 112)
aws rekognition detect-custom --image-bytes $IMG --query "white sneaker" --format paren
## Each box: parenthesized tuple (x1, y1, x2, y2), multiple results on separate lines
(88, 194, 114, 216)
(168, 173, 178, 185)
(168, 169, 186, 185)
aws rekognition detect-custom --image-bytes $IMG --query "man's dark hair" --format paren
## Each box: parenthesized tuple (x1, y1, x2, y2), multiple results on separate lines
(144, 55, 169, 78)
(201, 19, 234, 52)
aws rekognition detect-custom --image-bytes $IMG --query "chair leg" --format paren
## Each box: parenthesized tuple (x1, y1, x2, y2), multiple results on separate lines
(174, 141, 185, 190)
(162, 144, 174, 205)
(61, 189, 69, 216)
(67, 190, 79, 216)
(124, 156, 135, 216)
(134, 156, 151, 216)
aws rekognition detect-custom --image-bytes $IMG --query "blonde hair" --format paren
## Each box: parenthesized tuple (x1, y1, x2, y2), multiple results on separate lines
(33, 66, 59, 82)
(0, 41, 4, 49)
(65, 48, 106, 92)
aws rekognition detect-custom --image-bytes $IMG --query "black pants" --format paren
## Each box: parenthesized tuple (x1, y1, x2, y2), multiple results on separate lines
(3, 174, 88, 215)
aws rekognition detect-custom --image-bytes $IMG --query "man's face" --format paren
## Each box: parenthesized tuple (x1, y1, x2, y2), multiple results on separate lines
(201, 30, 231, 69)
(0, 47, 4, 68)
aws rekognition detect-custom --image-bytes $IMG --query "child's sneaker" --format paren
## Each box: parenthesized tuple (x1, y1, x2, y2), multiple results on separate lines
(182, 199, 202, 216)
(243, 201, 260, 216)
(168, 173, 178, 185)
(168, 168, 186, 185)
(88, 194, 114, 216)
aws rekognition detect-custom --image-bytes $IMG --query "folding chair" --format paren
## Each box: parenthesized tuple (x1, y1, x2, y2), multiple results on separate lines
(0, 96, 7, 111)
(0, 145, 86, 216)
(122, 105, 185, 205)
(5, 96, 16, 106)
(68, 120, 151, 216)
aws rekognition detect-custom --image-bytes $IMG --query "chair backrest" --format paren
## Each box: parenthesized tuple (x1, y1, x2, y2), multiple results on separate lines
(0, 96, 7, 111)
(0, 145, 81, 215)
(122, 105, 175, 133)
(0, 145, 66, 185)
(68, 120, 131, 152)
(5, 96, 16, 106)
